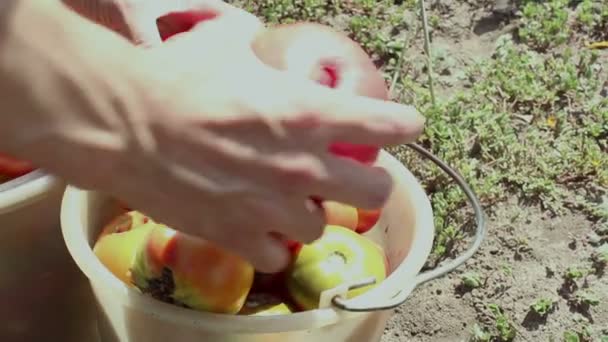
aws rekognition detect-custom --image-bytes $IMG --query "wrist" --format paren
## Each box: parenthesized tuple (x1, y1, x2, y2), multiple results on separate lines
(0, 1, 142, 155)
(0, 1, 73, 152)
(0, 1, 153, 193)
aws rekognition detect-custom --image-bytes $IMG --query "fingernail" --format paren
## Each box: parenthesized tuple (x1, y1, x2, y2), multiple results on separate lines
(259, 241, 290, 273)
(394, 105, 425, 136)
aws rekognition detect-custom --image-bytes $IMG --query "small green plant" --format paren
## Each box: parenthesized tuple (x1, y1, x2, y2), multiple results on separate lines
(488, 304, 517, 342)
(501, 264, 513, 276)
(592, 244, 608, 264)
(565, 267, 587, 281)
(574, 291, 600, 307)
(591, 243, 608, 274)
(575, 0, 608, 41)
(564, 330, 581, 342)
(461, 272, 483, 289)
(563, 326, 593, 342)
(530, 298, 555, 317)
(470, 324, 492, 342)
(518, 0, 572, 51)
(564, 330, 580, 342)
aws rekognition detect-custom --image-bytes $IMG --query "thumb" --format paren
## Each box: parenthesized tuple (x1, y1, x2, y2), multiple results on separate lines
(125, 10, 163, 47)
(284, 77, 426, 148)
(156, 1, 264, 45)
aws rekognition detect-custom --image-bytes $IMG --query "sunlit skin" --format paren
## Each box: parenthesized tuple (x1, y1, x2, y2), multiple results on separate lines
(251, 22, 389, 166)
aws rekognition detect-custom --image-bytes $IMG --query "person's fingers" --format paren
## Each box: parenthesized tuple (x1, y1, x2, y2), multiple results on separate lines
(124, 0, 249, 47)
(281, 77, 426, 147)
(122, 5, 165, 47)
(156, 10, 219, 42)
(212, 227, 291, 274)
(310, 156, 394, 209)
(231, 194, 323, 244)
(156, 1, 264, 46)
(269, 197, 325, 243)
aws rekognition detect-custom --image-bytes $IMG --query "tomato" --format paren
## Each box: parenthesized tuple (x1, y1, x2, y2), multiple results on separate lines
(0, 152, 35, 178)
(251, 22, 387, 166)
(356, 208, 382, 234)
(94, 211, 255, 314)
(328, 142, 379, 165)
(238, 292, 294, 316)
(134, 222, 255, 314)
(157, 10, 219, 42)
(286, 225, 386, 310)
(93, 212, 157, 285)
(96, 211, 150, 241)
(322, 200, 358, 231)
(0, 174, 11, 183)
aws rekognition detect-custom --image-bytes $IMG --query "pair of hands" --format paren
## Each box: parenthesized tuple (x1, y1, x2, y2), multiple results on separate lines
(7, 1, 424, 273)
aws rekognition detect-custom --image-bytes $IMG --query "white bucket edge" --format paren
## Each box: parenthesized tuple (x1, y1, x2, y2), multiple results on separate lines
(0, 170, 65, 214)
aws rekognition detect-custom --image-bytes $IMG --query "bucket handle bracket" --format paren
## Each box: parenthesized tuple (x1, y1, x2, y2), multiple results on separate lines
(330, 143, 487, 313)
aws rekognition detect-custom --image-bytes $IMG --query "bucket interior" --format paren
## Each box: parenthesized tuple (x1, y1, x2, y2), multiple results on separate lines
(60, 150, 435, 336)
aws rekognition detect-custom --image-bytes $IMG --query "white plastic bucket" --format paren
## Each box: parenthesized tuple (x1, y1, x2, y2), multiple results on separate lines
(0, 170, 98, 342)
(60, 150, 436, 342)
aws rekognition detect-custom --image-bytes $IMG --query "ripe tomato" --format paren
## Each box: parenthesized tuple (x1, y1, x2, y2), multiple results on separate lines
(251, 22, 387, 166)
(0, 152, 35, 178)
(286, 225, 386, 310)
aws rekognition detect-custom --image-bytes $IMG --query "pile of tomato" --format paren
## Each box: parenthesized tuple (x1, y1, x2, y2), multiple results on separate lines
(93, 15, 397, 317)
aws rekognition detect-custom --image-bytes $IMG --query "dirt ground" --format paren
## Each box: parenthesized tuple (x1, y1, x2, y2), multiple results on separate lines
(226, 0, 608, 339)
(375, 1, 608, 341)
(382, 199, 608, 341)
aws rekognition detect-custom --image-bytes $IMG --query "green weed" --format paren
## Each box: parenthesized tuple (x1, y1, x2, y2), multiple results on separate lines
(394, 34, 607, 258)
(470, 323, 492, 342)
(575, 0, 608, 41)
(518, 0, 572, 51)
(530, 298, 555, 317)
(461, 272, 483, 289)
(565, 267, 588, 281)
(488, 304, 517, 342)
(592, 243, 608, 263)
(563, 326, 593, 342)
(574, 291, 600, 307)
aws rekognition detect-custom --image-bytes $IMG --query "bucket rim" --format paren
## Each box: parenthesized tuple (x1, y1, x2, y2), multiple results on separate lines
(0, 170, 64, 214)
(60, 150, 435, 333)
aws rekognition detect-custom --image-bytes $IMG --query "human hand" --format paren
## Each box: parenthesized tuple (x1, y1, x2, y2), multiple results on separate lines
(108, 13, 424, 273)
(61, 0, 243, 46)
(2, 1, 424, 273)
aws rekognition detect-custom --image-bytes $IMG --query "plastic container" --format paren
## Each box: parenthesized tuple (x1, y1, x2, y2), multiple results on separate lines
(60, 149, 485, 342)
(0, 170, 98, 342)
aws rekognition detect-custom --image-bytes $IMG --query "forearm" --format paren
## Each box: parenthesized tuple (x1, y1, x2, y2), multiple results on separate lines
(0, 0, 140, 158)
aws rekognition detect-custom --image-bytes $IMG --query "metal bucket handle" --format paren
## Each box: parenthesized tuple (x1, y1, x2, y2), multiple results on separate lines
(331, 143, 487, 312)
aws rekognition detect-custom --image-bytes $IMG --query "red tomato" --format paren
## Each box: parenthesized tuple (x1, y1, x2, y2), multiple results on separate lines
(0, 152, 35, 178)
(328, 142, 379, 165)
(157, 10, 220, 42)
(356, 208, 382, 234)
(251, 23, 387, 165)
